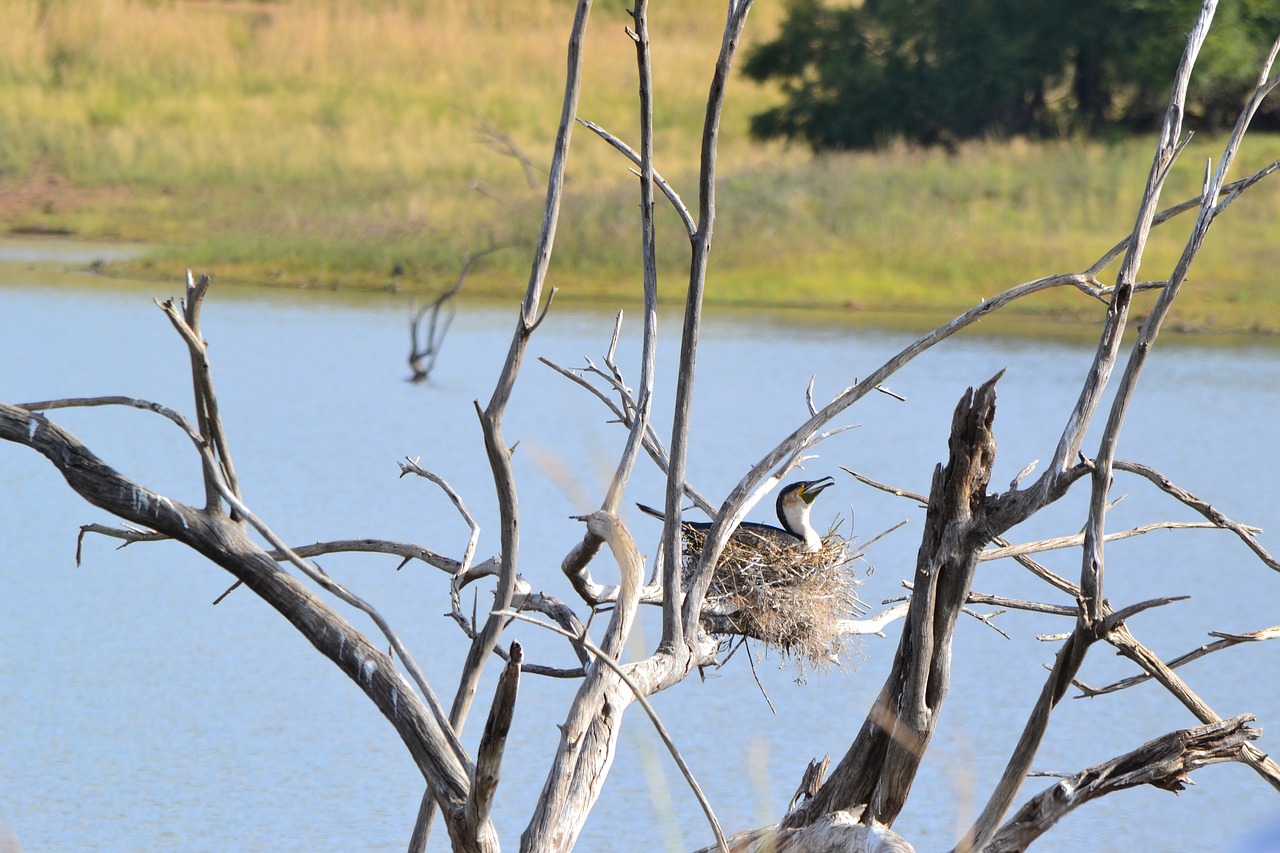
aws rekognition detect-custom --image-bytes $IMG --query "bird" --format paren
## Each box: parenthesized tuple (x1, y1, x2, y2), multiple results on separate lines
(638, 476, 836, 553)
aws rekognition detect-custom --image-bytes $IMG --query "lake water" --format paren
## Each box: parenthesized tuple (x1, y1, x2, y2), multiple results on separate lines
(1, 239, 1278, 852)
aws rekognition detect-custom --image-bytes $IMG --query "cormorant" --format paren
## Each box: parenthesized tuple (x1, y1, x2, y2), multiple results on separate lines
(638, 476, 835, 553)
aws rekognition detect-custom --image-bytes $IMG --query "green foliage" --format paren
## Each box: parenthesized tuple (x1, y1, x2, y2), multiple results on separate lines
(743, 0, 1280, 150)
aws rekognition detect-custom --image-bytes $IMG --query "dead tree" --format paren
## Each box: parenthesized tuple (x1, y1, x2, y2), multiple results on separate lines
(408, 247, 506, 383)
(2, 1, 1279, 851)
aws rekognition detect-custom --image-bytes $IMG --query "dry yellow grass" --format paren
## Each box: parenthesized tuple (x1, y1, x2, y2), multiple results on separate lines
(0, 0, 790, 186)
(2, 1, 1278, 333)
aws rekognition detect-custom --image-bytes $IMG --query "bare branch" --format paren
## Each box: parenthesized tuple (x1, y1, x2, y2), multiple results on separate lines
(541, 356, 717, 516)
(511, 589, 591, 669)
(0, 402, 484, 839)
(842, 468, 928, 504)
(1031, 4, 1217, 514)
(146, 280, 244, 518)
(1098, 595, 1189, 633)
(834, 602, 911, 636)
(662, 0, 756, 655)
(170, 272, 232, 511)
(409, 247, 507, 383)
(20, 395, 205, 443)
(266, 538, 500, 583)
(1105, 624, 1280, 792)
(500, 609, 727, 853)
(1086, 161, 1280, 277)
(963, 9, 1233, 845)
(399, 459, 486, 656)
(986, 715, 1259, 853)
(475, 117, 541, 189)
(449, 3, 597, 810)
(77, 523, 166, 563)
(1072, 0, 1278, 631)
(978, 520, 1244, 563)
(961, 607, 1012, 639)
(894, 583, 1077, 618)
(1077, 625, 1280, 698)
(1113, 460, 1280, 571)
(599, 0, 660, 520)
(465, 642, 523, 837)
(576, 117, 696, 237)
(961, 591, 1076, 618)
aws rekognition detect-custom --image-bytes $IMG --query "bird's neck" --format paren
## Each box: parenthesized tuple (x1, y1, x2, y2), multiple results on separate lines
(781, 502, 823, 552)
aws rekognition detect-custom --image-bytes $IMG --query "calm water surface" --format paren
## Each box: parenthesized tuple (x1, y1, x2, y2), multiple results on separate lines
(1, 241, 1278, 851)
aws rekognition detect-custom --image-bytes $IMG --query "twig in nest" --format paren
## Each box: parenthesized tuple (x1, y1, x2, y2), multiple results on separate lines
(685, 527, 864, 673)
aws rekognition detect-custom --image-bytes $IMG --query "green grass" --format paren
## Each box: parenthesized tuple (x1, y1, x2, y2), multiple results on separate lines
(2, 0, 1278, 333)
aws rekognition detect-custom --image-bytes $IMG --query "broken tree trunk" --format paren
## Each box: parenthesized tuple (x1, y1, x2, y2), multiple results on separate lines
(783, 373, 1001, 830)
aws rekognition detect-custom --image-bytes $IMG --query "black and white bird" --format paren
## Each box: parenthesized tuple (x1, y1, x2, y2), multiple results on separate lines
(638, 476, 836, 553)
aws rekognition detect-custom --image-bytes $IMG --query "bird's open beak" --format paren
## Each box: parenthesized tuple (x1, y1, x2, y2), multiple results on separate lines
(800, 476, 835, 503)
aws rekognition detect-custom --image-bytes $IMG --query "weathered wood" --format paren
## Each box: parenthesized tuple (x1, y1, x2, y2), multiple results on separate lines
(466, 643, 523, 836)
(1113, 459, 1280, 571)
(170, 272, 229, 511)
(1107, 625, 1280, 793)
(783, 374, 1001, 830)
(962, 9, 1280, 848)
(408, 248, 502, 383)
(522, 512, 648, 852)
(0, 402, 494, 851)
(695, 810, 914, 853)
(788, 756, 831, 813)
(5, 3, 1280, 850)
(665, 0, 757, 655)
(986, 715, 1259, 853)
(1078, 625, 1280, 697)
(440, 5, 598, 845)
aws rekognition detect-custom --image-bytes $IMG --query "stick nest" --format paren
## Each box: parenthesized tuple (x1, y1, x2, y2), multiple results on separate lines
(684, 526, 865, 672)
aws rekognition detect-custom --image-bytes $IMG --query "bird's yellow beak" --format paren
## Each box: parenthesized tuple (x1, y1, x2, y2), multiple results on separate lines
(799, 476, 835, 504)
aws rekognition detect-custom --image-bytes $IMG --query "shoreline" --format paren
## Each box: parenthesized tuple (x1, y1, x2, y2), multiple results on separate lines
(3, 234, 1277, 345)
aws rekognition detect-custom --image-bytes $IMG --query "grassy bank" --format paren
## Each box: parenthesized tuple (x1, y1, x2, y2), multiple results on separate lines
(1, 0, 1277, 332)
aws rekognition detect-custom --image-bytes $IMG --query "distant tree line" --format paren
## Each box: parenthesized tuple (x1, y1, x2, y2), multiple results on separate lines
(743, 0, 1280, 150)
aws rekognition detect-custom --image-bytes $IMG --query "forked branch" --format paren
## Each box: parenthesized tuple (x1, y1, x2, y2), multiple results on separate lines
(986, 715, 1258, 853)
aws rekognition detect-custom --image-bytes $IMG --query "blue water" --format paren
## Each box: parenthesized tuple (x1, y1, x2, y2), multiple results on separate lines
(1, 242, 1278, 851)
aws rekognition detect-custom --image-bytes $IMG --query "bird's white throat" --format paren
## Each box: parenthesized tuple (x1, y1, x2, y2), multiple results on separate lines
(780, 494, 823, 552)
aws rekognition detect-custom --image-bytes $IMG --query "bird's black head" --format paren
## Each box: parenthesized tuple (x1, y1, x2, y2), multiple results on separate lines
(775, 476, 835, 541)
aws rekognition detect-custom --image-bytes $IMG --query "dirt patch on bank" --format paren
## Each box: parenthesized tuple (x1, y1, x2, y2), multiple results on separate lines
(0, 167, 134, 235)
